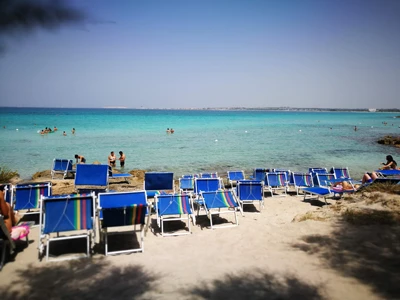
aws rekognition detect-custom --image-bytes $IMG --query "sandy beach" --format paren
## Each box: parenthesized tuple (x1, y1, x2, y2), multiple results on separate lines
(1, 170, 399, 300)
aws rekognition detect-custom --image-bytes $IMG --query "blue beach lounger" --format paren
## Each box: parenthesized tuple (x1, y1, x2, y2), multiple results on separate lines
(301, 173, 336, 204)
(292, 172, 314, 196)
(179, 177, 195, 194)
(38, 192, 96, 262)
(200, 172, 218, 178)
(12, 182, 52, 219)
(74, 164, 109, 193)
(265, 172, 288, 197)
(193, 178, 223, 213)
(236, 180, 264, 213)
(331, 167, 351, 179)
(155, 193, 194, 236)
(227, 170, 245, 189)
(144, 172, 175, 199)
(51, 158, 75, 179)
(252, 168, 268, 181)
(98, 191, 149, 255)
(108, 166, 132, 183)
(200, 190, 241, 229)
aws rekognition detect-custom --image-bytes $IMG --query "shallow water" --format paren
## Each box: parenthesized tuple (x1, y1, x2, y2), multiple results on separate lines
(0, 107, 399, 179)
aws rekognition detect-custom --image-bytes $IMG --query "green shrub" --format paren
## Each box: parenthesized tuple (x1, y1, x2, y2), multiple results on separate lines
(0, 166, 19, 182)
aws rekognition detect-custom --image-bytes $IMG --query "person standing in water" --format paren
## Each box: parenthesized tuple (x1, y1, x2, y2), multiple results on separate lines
(108, 151, 116, 167)
(119, 151, 126, 167)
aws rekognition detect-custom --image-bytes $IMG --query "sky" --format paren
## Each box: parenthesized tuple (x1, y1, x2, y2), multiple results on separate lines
(0, 0, 399, 109)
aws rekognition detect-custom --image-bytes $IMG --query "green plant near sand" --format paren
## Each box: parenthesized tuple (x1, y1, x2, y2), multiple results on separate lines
(359, 182, 400, 195)
(0, 166, 19, 182)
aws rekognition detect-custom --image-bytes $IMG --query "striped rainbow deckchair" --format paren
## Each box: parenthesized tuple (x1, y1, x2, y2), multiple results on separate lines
(98, 191, 150, 256)
(265, 172, 288, 197)
(200, 190, 241, 229)
(38, 192, 96, 262)
(12, 182, 52, 219)
(292, 172, 314, 196)
(155, 193, 195, 236)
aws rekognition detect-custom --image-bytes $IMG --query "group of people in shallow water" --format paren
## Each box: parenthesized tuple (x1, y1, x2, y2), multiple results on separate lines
(74, 151, 126, 168)
(166, 128, 175, 134)
(40, 126, 75, 136)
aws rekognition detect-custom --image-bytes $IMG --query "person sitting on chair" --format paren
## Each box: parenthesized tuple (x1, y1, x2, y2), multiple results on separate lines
(0, 186, 29, 240)
(379, 155, 397, 170)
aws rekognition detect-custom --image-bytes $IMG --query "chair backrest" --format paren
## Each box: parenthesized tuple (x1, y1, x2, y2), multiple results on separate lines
(52, 158, 73, 172)
(13, 182, 52, 210)
(253, 168, 268, 181)
(194, 178, 222, 195)
(75, 164, 109, 190)
(292, 172, 314, 188)
(227, 170, 245, 182)
(273, 169, 293, 184)
(201, 190, 238, 209)
(144, 172, 174, 192)
(265, 172, 287, 187)
(41, 193, 95, 234)
(179, 178, 194, 192)
(182, 174, 199, 179)
(98, 191, 148, 226)
(200, 172, 218, 178)
(316, 173, 336, 187)
(1, 183, 12, 204)
(156, 194, 192, 215)
(236, 180, 263, 201)
(331, 167, 350, 179)
(308, 167, 328, 174)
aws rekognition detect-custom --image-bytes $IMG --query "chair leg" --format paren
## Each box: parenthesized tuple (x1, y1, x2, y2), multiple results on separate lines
(0, 241, 7, 271)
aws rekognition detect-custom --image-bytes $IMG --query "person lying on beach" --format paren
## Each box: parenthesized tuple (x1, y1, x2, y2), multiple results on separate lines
(0, 187, 29, 240)
(75, 154, 86, 164)
(331, 180, 359, 191)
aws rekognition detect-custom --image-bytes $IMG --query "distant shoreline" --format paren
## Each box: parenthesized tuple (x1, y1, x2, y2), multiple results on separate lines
(1, 106, 399, 112)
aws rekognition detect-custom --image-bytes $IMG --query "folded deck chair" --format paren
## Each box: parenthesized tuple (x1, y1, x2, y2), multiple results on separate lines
(0, 215, 30, 270)
(74, 164, 109, 193)
(236, 180, 264, 213)
(265, 172, 288, 197)
(38, 192, 96, 262)
(98, 191, 149, 255)
(227, 170, 245, 189)
(155, 193, 194, 236)
(200, 172, 218, 178)
(301, 173, 336, 204)
(292, 172, 314, 196)
(51, 158, 75, 179)
(12, 182, 52, 221)
(200, 190, 241, 229)
(108, 166, 132, 183)
(179, 177, 195, 194)
(144, 172, 175, 199)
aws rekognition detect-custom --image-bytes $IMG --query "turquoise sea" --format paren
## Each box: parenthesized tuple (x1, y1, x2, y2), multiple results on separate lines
(0, 107, 399, 180)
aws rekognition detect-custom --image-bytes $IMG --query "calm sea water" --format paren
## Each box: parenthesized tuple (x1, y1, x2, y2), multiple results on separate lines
(0, 107, 399, 180)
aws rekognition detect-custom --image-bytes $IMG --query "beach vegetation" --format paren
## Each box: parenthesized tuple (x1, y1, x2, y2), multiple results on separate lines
(0, 166, 19, 182)
(360, 182, 400, 195)
(343, 208, 400, 225)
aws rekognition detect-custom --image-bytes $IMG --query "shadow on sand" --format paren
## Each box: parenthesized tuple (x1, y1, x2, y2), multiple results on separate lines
(293, 219, 400, 298)
(184, 268, 323, 300)
(0, 258, 158, 300)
